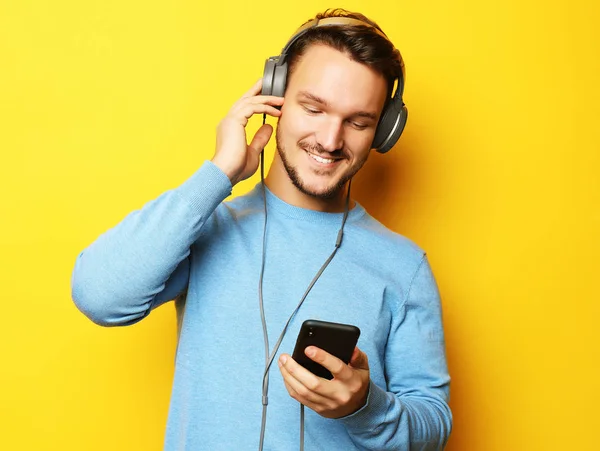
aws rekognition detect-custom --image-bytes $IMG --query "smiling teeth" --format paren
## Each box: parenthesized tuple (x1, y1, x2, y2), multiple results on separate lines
(309, 153, 335, 164)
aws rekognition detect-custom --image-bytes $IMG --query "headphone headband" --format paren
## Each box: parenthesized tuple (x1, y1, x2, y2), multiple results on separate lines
(279, 17, 404, 100)
(280, 17, 390, 56)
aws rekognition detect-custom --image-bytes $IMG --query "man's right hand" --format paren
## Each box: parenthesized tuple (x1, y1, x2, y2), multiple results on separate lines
(211, 78, 284, 186)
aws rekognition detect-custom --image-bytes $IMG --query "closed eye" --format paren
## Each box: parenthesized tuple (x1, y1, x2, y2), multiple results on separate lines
(302, 105, 321, 114)
(348, 121, 368, 130)
(302, 103, 370, 130)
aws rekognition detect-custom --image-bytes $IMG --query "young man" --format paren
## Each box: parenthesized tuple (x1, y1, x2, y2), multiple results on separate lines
(72, 9, 452, 450)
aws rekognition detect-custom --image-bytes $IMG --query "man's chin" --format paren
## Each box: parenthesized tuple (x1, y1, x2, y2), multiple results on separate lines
(293, 178, 346, 200)
(278, 146, 349, 200)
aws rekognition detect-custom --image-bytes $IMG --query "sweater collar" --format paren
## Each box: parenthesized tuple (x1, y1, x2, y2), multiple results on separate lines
(249, 183, 366, 224)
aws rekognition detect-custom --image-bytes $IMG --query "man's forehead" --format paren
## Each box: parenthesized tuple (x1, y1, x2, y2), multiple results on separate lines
(289, 45, 387, 113)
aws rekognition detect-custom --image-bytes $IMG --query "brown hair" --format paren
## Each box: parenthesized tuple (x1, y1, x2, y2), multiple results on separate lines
(286, 8, 404, 100)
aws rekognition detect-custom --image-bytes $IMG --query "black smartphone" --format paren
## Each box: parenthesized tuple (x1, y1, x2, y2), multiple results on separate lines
(291, 319, 361, 380)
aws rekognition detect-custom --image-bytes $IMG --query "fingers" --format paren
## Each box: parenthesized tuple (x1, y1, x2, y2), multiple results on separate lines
(237, 102, 283, 126)
(279, 354, 324, 392)
(304, 346, 353, 381)
(224, 78, 285, 129)
(349, 347, 369, 371)
(232, 95, 284, 113)
(234, 94, 284, 109)
(248, 124, 273, 155)
(238, 79, 284, 107)
(278, 355, 330, 406)
(278, 350, 371, 419)
(226, 95, 283, 128)
(241, 78, 264, 98)
(212, 78, 283, 186)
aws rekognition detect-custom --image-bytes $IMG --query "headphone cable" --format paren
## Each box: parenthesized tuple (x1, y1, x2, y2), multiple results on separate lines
(257, 113, 352, 450)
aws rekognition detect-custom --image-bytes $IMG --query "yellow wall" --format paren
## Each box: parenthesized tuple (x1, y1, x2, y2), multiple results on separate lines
(1, 1, 598, 449)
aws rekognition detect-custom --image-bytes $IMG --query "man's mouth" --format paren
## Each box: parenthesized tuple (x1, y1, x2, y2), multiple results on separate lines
(307, 152, 337, 164)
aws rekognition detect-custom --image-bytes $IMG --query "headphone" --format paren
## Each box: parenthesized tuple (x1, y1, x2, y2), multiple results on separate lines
(262, 17, 408, 154)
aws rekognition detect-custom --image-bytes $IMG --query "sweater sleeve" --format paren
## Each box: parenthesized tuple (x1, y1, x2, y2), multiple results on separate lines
(339, 255, 452, 450)
(71, 161, 232, 327)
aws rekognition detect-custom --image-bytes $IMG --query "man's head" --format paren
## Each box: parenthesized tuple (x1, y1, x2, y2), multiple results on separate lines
(267, 9, 403, 208)
(285, 10, 403, 105)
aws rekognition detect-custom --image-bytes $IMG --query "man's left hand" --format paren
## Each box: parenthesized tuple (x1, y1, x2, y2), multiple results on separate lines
(278, 346, 370, 419)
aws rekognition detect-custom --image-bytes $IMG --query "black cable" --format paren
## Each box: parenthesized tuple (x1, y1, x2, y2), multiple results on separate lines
(300, 403, 305, 451)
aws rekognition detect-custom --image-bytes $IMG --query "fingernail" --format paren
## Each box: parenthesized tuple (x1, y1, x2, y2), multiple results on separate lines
(306, 347, 315, 358)
(279, 355, 287, 365)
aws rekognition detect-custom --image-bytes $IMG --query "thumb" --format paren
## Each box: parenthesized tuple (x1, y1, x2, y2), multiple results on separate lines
(248, 123, 274, 155)
(349, 347, 369, 370)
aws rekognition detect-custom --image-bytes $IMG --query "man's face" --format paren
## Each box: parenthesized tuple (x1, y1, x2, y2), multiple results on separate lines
(275, 44, 388, 200)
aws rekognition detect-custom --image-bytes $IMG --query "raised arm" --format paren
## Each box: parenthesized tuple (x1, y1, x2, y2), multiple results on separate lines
(71, 162, 232, 326)
(71, 79, 284, 326)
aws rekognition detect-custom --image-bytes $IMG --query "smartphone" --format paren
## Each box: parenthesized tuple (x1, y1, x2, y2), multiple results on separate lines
(291, 319, 361, 380)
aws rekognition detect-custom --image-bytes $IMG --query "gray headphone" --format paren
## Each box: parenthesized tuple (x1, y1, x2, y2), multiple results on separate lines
(262, 17, 408, 154)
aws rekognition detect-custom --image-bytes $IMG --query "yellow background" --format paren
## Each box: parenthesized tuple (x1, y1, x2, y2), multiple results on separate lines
(1, 0, 598, 449)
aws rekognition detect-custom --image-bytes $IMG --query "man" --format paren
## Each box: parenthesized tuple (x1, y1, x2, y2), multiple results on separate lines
(72, 8, 452, 450)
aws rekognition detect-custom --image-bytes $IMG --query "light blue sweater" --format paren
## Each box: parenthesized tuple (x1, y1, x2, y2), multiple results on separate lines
(71, 161, 452, 450)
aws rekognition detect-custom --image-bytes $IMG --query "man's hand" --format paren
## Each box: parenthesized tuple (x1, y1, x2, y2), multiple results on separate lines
(278, 346, 370, 419)
(211, 78, 284, 186)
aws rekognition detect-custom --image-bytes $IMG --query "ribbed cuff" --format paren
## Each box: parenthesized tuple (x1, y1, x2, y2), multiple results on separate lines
(175, 160, 233, 213)
(338, 380, 393, 432)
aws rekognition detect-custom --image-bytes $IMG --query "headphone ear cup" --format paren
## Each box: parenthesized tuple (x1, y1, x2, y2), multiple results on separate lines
(262, 58, 278, 96)
(271, 61, 288, 98)
(262, 57, 287, 107)
(372, 98, 408, 154)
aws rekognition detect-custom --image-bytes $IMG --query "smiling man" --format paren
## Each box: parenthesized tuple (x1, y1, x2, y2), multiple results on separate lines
(270, 44, 386, 207)
(72, 8, 452, 451)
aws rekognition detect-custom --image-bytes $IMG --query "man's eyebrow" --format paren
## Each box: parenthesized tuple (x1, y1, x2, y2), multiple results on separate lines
(297, 90, 378, 121)
(353, 111, 378, 120)
(297, 91, 330, 107)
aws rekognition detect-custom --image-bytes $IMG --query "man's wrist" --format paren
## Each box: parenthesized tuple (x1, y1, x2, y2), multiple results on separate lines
(210, 156, 240, 186)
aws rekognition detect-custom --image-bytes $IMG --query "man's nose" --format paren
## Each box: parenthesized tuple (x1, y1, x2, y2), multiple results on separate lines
(316, 119, 344, 152)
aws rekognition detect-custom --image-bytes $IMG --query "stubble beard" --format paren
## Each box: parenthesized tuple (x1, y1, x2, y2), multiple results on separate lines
(275, 122, 369, 200)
